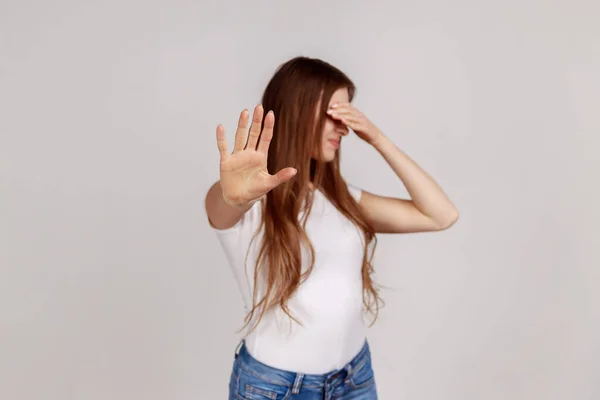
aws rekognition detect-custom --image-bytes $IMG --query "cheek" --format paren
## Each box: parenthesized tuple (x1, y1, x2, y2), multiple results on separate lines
(322, 119, 334, 136)
(321, 123, 332, 145)
(313, 119, 335, 156)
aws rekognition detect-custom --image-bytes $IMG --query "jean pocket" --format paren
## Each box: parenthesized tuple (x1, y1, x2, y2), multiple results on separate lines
(236, 368, 291, 400)
(347, 358, 375, 390)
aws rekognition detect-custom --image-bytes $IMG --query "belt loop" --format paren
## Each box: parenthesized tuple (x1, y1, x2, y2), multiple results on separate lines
(344, 362, 353, 385)
(292, 373, 304, 394)
(234, 340, 243, 358)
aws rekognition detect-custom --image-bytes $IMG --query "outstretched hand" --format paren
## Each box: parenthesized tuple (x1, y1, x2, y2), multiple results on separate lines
(216, 105, 297, 207)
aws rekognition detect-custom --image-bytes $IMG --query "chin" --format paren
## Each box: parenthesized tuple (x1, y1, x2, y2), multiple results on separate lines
(311, 150, 337, 163)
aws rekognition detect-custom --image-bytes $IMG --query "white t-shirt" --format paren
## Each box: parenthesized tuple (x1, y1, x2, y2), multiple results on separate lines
(211, 184, 367, 374)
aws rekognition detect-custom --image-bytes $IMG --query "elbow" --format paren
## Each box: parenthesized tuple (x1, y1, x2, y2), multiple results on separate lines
(436, 210, 460, 230)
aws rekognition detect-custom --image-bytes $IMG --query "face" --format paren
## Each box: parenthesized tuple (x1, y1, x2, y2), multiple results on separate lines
(311, 87, 350, 162)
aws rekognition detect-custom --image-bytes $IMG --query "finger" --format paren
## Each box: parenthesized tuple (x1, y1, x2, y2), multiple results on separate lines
(330, 102, 351, 109)
(245, 104, 264, 150)
(216, 124, 229, 161)
(266, 167, 297, 190)
(331, 111, 363, 128)
(233, 109, 250, 153)
(328, 108, 356, 117)
(341, 117, 363, 131)
(328, 105, 356, 115)
(257, 110, 275, 155)
(329, 103, 357, 115)
(328, 109, 361, 124)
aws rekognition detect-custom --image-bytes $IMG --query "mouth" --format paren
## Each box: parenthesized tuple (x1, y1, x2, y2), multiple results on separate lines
(328, 138, 340, 149)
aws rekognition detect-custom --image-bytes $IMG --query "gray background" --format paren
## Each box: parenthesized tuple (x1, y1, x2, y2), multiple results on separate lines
(1, 0, 598, 399)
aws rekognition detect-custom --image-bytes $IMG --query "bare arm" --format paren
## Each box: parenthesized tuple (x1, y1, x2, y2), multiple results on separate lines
(361, 134, 459, 232)
(329, 102, 459, 233)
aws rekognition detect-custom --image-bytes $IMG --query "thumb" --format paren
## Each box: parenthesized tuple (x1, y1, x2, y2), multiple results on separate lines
(267, 167, 297, 190)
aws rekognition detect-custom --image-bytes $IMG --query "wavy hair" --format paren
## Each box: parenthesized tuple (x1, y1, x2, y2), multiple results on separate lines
(242, 56, 381, 333)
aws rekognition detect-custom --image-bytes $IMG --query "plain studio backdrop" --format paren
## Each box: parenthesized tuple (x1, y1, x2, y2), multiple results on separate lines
(1, 0, 598, 399)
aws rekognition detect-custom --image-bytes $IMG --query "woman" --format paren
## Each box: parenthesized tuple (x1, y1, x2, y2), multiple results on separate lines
(205, 56, 459, 399)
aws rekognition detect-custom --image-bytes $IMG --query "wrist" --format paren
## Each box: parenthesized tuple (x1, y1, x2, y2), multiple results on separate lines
(221, 190, 256, 210)
(369, 131, 388, 149)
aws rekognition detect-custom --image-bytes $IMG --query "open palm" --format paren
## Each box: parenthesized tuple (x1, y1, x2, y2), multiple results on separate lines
(216, 105, 297, 207)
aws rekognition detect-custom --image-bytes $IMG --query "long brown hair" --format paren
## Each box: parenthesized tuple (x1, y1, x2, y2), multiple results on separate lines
(242, 56, 381, 333)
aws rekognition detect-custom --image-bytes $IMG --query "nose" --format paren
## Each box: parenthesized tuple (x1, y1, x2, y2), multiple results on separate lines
(335, 121, 349, 136)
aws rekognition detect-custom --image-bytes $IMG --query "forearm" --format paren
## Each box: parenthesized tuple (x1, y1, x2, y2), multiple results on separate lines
(371, 133, 459, 224)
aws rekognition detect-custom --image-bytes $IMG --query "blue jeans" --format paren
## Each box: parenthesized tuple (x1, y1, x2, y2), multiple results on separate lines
(228, 340, 378, 399)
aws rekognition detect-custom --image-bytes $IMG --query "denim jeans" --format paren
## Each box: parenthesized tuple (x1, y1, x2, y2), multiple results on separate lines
(228, 340, 378, 399)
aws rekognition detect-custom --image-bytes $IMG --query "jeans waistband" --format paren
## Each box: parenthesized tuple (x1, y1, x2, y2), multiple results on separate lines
(234, 340, 371, 391)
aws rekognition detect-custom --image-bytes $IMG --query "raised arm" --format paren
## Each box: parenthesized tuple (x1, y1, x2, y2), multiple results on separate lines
(205, 105, 297, 230)
(328, 102, 459, 233)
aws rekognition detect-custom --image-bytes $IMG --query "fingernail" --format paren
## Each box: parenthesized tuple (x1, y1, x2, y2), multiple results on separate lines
(331, 103, 338, 108)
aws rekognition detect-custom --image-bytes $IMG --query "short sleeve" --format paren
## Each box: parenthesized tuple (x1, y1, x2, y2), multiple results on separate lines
(347, 183, 363, 203)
